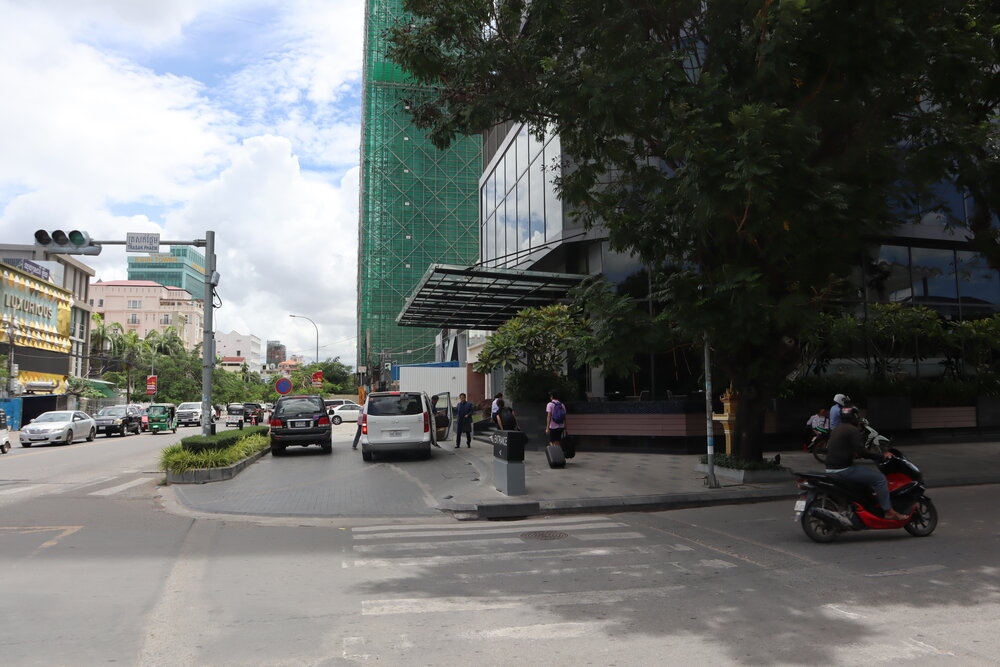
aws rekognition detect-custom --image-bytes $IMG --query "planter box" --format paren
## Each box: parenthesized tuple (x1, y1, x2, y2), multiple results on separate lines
(165, 447, 267, 484)
(694, 463, 792, 484)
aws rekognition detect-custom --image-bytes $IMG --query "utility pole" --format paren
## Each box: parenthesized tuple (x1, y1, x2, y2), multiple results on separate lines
(201, 231, 217, 436)
(703, 334, 719, 488)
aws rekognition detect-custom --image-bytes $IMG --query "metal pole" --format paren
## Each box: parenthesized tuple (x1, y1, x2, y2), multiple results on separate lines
(704, 334, 719, 488)
(289, 314, 319, 365)
(201, 231, 216, 436)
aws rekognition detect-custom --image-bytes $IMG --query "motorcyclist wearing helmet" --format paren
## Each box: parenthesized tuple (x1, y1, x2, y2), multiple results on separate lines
(825, 406, 908, 521)
(829, 393, 852, 430)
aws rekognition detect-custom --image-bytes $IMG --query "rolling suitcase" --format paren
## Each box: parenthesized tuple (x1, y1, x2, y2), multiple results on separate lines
(545, 444, 566, 469)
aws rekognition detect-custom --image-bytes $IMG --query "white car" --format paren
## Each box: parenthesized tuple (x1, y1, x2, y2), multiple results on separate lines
(329, 403, 362, 425)
(360, 391, 452, 462)
(20, 410, 96, 447)
(176, 402, 205, 427)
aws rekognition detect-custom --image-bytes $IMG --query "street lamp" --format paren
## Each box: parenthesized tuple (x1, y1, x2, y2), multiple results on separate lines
(289, 314, 319, 365)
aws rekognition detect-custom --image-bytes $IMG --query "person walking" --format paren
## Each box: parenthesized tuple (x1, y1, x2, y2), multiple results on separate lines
(494, 398, 518, 431)
(454, 392, 474, 448)
(352, 409, 363, 450)
(490, 392, 503, 423)
(545, 390, 566, 447)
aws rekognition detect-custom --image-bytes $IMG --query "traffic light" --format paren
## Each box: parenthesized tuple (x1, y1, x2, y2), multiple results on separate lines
(33, 229, 102, 255)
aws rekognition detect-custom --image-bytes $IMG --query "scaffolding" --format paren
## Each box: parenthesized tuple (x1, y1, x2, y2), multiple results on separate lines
(357, 0, 481, 369)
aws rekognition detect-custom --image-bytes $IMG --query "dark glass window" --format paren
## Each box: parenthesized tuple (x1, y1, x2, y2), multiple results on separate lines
(911, 248, 958, 303)
(368, 393, 424, 416)
(865, 245, 910, 303)
(956, 250, 1000, 315)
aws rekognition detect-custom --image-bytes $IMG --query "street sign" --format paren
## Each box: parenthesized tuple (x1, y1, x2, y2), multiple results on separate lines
(275, 378, 292, 394)
(146, 375, 157, 395)
(311, 370, 323, 388)
(126, 232, 160, 253)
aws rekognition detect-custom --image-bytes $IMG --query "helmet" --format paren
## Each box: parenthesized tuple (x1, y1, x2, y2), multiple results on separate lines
(840, 406, 860, 425)
(833, 393, 850, 406)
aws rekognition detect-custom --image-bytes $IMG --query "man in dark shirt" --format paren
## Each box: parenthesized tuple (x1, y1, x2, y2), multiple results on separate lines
(825, 407, 907, 521)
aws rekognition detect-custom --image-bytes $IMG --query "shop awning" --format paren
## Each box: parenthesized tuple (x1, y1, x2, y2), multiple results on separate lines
(396, 264, 590, 330)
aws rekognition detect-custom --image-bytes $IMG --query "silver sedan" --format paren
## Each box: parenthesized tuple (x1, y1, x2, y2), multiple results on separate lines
(19, 410, 97, 447)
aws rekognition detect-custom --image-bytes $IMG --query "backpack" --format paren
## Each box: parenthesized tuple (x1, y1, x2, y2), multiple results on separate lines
(550, 400, 566, 424)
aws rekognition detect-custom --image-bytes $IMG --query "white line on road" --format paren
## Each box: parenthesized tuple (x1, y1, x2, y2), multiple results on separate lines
(362, 585, 685, 616)
(89, 477, 150, 496)
(573, 531, 645, 541)
(0, 484, 41, 495)
(350, 515, 619, 533)
(351, 522, 625, 540)
(344, 544, 665, 569)
(353, 536, 524, 553)
(460, 621, 611, 640)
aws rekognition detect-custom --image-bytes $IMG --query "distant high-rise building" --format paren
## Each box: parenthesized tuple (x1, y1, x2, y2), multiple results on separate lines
(357, 0, 481, 369)
(266, 340, 286, 367)
(127, 246, 206, 297)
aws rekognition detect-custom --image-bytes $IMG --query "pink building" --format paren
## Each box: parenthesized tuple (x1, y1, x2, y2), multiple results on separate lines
(90, 280, 204, 350)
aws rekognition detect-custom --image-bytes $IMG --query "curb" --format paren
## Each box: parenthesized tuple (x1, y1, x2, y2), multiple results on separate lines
(165, 447, 269, 485)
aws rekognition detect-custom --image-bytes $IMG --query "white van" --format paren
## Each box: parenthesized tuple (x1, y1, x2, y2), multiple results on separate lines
(360, 391, 452, 462)
(0, 409, 10, 454)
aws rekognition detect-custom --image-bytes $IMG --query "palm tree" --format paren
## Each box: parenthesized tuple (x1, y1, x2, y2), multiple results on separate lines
(116, 330, 149, 401)
(90, 314, 120, 376)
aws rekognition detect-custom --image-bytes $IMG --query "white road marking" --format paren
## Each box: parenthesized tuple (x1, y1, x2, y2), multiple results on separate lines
(353, 536, 524, 553)
(699, 559, 737, 569)
(573, 531, 645, 541)
(824, 603, 865, 619)
(342, 637, 370, 660)
(460, 621, 610, 640)
(89, 477, 150, 496)
(865, 564, 947, 577)
(0, 484, 41, 495)
(350, 515, 619, 533)
(362, 585, 685, 616)
(351, 522, 624, 540)
(344, 544, 664, 569)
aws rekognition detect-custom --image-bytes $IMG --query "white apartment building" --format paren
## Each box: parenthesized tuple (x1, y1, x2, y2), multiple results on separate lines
(214, 330, 262, 374)
(90, 280, 204, 350)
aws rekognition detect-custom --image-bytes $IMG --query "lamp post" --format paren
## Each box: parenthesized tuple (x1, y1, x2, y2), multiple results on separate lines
(289, 314, 319, 365)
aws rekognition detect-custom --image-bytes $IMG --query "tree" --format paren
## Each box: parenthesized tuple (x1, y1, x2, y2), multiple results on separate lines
(388, 0, 1000, 460)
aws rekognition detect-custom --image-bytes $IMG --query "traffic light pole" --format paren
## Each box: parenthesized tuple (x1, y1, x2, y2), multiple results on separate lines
(201, 231, 216, 436)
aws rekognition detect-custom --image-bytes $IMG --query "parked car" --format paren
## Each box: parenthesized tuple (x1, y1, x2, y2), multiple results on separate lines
(225, 403, 245, 429)
(94, 405, 143, 437)
(177, 402, 208, 427)
(360, 391, 451, 462)
(324, 398, 358, 414)
(19, 411, 96, 447)
(242, 402, 264, 425)
(329, 403, 362, 425)
(138, 407, 150, 431)
(269, 394, 332, 455)
(0, 408, 11, 454)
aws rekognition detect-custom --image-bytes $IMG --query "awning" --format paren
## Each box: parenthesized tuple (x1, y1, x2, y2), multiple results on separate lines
(396, 264, 590, 330)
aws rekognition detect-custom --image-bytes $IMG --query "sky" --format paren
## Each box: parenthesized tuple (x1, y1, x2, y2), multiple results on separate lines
(0, 0, 365, 366)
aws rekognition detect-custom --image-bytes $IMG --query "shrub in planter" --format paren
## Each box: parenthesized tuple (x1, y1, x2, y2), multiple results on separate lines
(160, 433, 269, 473)
(698, 452, 784, 471)
(181, 426, 268, 453)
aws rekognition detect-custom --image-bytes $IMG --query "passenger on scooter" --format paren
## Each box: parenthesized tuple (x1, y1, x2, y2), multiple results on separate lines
(803, 407, 829, 450)
(825, 406, 908, 521)
(829, 393, 851, 429)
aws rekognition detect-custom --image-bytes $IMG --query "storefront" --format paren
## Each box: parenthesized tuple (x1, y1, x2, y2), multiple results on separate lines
(0, 263, 73, 399)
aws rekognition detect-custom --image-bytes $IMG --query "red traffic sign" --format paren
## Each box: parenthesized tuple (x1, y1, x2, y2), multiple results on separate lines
(275, 378, 292, 394)
(146, 375, 157, 395)
(311, 370, 323, 388)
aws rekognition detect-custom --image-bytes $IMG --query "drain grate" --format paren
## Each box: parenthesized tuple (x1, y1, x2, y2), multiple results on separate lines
(520, 530, 569, 541)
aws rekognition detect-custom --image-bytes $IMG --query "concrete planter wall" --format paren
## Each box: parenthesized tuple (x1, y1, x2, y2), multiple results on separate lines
(165, 448, 267, 484)
(694, 463, 792, 484)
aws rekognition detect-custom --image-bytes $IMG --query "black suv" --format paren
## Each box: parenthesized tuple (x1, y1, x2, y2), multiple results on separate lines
(269, 395, 332, 455)
(94, 405, 143, 437)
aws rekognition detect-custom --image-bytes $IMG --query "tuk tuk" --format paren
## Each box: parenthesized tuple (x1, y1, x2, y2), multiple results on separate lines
(147, 403, 178, 434)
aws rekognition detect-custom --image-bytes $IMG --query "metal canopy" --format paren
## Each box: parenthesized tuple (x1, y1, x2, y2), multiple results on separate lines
(396, 264, 589, 330)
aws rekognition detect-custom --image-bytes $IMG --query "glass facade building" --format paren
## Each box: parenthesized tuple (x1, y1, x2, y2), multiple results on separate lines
(357, 0, 481, 368)
(127, 246, 206, 297)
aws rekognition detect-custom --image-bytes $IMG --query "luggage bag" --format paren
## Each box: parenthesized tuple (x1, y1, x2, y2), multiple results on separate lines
(545, 444, 566, 469)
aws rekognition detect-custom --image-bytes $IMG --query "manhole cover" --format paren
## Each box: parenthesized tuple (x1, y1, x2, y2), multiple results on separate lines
(520, 530, 569, 541)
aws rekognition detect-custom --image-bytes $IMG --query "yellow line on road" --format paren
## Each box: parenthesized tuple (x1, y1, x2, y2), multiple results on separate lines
(0, 525, 83, 550)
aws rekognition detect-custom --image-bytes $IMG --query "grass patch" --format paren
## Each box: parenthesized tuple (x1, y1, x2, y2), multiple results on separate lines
(698, 453, 784, 470)
(160, 433, 269, 473)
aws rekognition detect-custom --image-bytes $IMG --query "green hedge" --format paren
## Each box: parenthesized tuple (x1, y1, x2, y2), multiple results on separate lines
(160, 433, 270, 473)
(180, 426, 269, 453)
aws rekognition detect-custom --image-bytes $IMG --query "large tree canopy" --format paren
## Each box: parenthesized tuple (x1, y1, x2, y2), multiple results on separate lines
(388, 0, 1000, 459)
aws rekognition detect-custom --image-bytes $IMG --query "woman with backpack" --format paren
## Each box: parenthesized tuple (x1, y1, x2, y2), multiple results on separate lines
(545, 390, 566, 447)
(494, 398, 518, 431)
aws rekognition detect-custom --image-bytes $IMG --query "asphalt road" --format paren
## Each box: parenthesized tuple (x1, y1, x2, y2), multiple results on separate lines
(1, 426, 998, 666)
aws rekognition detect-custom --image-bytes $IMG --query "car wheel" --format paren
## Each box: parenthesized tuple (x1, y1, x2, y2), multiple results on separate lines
(20, 441, 32, 448)
(321, 440, 333, 454)
(120, 425, 127, 437)
(361, 449, 373, 462)
(87, 428, 96, 442)
(332, 415, 342, 425)
(270, 442, 285, 456)
(64, 430, 74, 446)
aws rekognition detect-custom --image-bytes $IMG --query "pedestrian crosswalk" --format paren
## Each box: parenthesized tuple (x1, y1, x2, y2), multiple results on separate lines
(340, 515, 742, 661)
(0, 474, 155, 504)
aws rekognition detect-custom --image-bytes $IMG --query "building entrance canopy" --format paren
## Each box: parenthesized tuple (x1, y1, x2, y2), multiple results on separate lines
(397, 264, 589, 330)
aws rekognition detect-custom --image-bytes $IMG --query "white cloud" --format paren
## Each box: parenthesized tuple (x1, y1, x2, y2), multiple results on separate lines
(0, 0, 365, 366)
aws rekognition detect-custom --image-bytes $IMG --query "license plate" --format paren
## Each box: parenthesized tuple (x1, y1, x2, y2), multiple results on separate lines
(794, 499, 806, 512)
(290, 420, 310, 429)
(30, 435, 46, 440)
(387, 430, 403, 438)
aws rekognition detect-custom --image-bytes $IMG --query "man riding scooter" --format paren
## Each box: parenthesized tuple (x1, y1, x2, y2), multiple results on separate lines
(825, 406, 908, 521)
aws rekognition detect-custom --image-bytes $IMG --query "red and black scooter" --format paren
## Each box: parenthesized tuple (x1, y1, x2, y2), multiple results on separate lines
(793, 448, 938, 543)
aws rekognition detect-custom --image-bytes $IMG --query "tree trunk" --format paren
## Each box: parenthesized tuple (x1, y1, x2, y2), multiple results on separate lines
(731, 385, 768, 462)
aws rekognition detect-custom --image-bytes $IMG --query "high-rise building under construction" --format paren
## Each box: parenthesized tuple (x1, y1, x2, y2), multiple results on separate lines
(357, 0, 480, 371)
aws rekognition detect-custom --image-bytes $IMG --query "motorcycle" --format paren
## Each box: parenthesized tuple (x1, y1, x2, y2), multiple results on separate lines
(793, 448, 937, 542)
(809, 416, 889, 464)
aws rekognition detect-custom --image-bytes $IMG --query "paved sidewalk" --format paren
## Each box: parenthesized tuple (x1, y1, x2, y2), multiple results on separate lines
(438, 439, 1000, 519)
